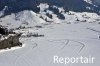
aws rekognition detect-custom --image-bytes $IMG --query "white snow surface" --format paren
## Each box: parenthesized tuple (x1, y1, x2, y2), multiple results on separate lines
(0, 6, 8, 17)
(64, 11, 100, 23)
(38, 3, 49, 12)
(0, 10, 46, 29)
(0, 10, 100, 66)
(84, 0, 93, 4)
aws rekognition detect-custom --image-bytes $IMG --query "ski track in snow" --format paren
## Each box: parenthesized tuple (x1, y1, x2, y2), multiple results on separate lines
(14, 40, 38, 66)
(12, 22, 99, 66)
(47, 39, 85, 53)
(13, 38, 85, 66)
(87, 27, 100, 33)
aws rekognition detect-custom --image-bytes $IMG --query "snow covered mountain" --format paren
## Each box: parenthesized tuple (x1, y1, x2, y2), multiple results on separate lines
(0, 0, 100, 66)
(0, 0, 100, 29)
(0, 0, 100, 18)
(0, 7, 100, 66)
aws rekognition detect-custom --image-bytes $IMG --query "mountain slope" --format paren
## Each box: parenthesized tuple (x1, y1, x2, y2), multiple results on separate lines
(0, 0, 100, 17)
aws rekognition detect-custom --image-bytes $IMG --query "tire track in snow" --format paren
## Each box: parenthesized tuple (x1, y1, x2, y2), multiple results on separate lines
(86, 27, 100, 40)
(15, 39, 85, 66)
(87, 27, 100, 33)
(47, 39, 70, 50)
(69, 39, 85, 53)
(61, 40, 70, 49)
(14, 40, 38, 66)
(47, 39, 85, 53)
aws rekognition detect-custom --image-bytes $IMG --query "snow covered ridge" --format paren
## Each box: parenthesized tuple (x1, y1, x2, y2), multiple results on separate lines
(64, 11, 100, 23)
(0, 6, 8, 17)
(0, 0, 100, 15)
(0, 10, 46, 29)
(84, 0, 93, 4)
(84, 0, 99, 7)
(0, 9, 100, 30)
(0, 3, 66, 29)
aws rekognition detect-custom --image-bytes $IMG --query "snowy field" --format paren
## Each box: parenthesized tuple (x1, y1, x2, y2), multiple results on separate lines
(0, 10, 100, 66)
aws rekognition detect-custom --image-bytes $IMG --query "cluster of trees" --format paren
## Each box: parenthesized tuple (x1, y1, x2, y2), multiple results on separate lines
(0, 26, 15, 35)
(0, 26, 8, 35)
(48, 6, 65, 20)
